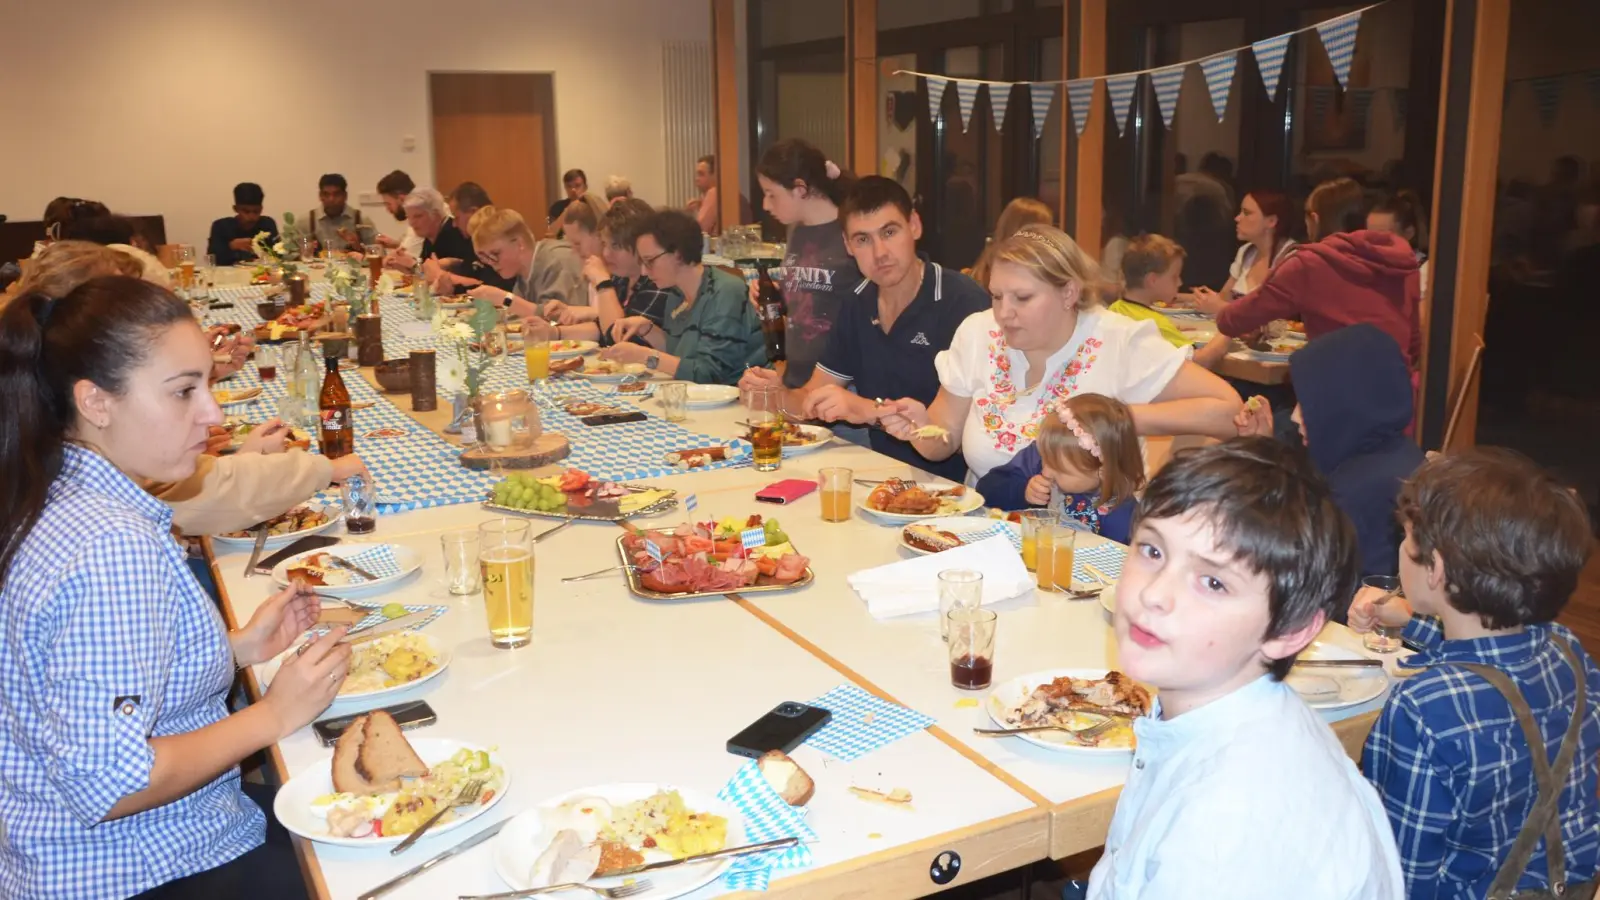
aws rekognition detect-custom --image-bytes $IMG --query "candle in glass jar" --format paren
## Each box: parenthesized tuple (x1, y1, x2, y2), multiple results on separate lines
(485, 403, 513, 448)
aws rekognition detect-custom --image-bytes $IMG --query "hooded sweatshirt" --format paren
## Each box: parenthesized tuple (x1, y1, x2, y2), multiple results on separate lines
(1289, 325, 1424, 603)
(1217, 231, 1422, 368)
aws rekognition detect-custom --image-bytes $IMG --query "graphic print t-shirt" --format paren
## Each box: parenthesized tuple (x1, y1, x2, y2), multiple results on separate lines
(776, 222, 861, 388)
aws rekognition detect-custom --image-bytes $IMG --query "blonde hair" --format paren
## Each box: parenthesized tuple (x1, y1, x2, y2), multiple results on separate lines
(990, 224, 1106, 310)
(561, 193, 610, 234)
(7, 240, 144, 301)
(1035, 393, 1144, 510)
(469, 205, 536, 248)
(972, 197, 1055, 288)
(1120, 233, 1186, 290)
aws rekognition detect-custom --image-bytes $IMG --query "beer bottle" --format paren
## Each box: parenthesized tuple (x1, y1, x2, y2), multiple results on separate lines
(756, 264, 787, 363)
(318, 355, 354, 459)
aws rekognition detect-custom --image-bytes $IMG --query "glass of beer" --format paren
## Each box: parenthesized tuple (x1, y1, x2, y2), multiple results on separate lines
(1018, 510, 1052, 572)
(478, 518, 533, 649)
(366, 244, 385, 283)
(747, 386, 783, 472)
(178, 245, 196, 288)
(819, 467, 852, 522)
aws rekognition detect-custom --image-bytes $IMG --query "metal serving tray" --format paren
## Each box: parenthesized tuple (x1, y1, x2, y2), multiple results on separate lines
(481, 482, 678, 522)
(613, 534, 815, 601)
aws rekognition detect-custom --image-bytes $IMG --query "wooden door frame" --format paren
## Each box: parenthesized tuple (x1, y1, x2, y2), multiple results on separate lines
(427, 71, 559, 238)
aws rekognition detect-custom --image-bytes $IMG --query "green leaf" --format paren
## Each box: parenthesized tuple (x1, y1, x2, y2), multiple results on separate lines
(468, 298, 500, 337)
(282, 211, 296, 226)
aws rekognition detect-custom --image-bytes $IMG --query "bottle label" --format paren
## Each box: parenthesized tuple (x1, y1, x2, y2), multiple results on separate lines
(321, 409, 348, 431)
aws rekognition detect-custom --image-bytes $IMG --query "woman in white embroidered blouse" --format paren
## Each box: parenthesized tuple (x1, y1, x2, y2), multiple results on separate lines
(879, 226, 1242, 480)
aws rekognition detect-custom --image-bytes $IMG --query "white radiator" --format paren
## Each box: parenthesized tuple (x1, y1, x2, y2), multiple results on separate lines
(662, 40, 716, 210)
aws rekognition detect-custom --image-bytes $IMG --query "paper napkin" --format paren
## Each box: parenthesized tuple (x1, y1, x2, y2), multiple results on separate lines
(804, 684, 936, 761)
(717, 760, 816, 891)
(847, 535, 1033, 619)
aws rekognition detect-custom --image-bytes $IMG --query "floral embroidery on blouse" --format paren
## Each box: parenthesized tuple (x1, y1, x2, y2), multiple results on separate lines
(973, 329, 1103, 453)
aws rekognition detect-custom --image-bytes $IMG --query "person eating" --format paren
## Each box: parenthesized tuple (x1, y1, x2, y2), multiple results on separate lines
(374, 170, 424, 260)
(207, 183, 278, 266)
(306, 173, 375, 253)
(467, 206, 584, 317)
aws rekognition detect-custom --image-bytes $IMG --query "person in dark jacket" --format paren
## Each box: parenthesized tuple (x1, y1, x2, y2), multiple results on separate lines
(1236, 324, 1424, 620)
(207, 183, 278, 266)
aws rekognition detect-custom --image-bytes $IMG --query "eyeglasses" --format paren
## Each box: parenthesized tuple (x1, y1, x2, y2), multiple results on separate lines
(639, 249, 670, 269)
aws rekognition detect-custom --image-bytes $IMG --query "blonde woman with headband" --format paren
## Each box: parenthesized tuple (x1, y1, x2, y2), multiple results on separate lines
(878, 225, 1242, 480)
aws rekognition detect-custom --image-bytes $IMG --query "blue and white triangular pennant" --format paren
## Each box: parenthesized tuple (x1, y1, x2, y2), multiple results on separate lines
(953, 80, 980, 132)
(1251, 33, 1291, 101)
(1316, 10, 1364, 90)
(1028, 83, 1055, 139)
(1105, 73, 1140, 137)
(1199, 53, 1238, 122)
(1064, 79, 1094, 137)
(925, 77, 949, 124)
(1149, 64, 1186, 129)
(987, 82, 1012, 134)
(1530, 75, 1563, 127)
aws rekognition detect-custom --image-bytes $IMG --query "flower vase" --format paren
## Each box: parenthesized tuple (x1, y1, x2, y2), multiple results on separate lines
(445, 391, 476, 438)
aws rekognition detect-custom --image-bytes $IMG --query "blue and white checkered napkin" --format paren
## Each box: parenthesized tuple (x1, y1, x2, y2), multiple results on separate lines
(310, 603, 447, 638)
(1073, 542, 1126, 584)
(717, 760, 816, 891)
(340, 544, 404, 582)
(803, 684, 936, 761)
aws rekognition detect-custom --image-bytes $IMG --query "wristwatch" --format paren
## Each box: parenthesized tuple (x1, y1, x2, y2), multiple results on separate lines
(501, 292, 515, 309)
(645, 354, 661, 370)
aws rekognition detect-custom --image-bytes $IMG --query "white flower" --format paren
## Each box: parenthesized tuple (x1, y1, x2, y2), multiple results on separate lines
(437, 348, 468, 395)
(273, 242, 287, 255)
(451, 322, 475, 342)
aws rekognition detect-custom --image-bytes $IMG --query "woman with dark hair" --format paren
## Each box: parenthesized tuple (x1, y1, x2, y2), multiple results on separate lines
(1367, 189, 1430, 295)
(1214, 177, 1423, 368)
(1204, 190, 1299, 305)
(600, 210, 763, 384)
(0, 276, 350, 899)
(737, 138, 861, 393)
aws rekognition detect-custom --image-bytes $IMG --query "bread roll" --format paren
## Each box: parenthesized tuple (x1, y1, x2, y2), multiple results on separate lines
(757, 750, 814, 806)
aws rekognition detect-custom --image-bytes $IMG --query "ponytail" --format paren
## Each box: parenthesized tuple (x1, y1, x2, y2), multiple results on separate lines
(758, 138, 856, 208)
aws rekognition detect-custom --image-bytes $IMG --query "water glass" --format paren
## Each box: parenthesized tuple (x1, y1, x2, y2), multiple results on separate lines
(659, 382, 688, 422)
(818, 467, 852, 523)
(948, 607, 997, 690)
(441, 529, 481, 595)
(479, 519, 534, 649)
(938, 569, 983, 641)
(1361, 575, 1404, 653)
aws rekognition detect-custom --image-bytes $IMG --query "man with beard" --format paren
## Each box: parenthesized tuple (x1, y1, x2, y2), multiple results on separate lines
(374, 170, 423, 260)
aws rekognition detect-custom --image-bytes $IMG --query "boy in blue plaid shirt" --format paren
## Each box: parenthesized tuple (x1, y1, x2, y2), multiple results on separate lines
(1353, 449, 1599, 899)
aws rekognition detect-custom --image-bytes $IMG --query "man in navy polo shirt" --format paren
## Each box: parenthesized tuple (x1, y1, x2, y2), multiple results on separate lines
(739, 177, 988, 483)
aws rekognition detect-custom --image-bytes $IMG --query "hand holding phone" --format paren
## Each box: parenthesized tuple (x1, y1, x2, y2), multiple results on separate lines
(727, 702, 832, 758)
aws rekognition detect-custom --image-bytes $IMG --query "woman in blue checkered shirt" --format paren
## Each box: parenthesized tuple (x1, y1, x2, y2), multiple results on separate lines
(0, 276, 352, 899)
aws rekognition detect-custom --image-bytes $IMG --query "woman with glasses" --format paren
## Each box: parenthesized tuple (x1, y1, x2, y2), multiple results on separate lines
(597, 209, 763, 385)
(466, 207, 584, 318)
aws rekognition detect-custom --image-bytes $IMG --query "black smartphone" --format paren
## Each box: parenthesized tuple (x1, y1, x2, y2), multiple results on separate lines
(581, 412, 649, 426)
(726, 702, 833, 758)
(312, 700, 437, 746)
(254, 535, 342, 574)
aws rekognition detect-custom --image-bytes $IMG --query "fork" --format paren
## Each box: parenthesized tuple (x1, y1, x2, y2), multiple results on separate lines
(974, 719, 1119, 743)
(391, 779, 485, 855)
(561, 564, 637, 583)
(459, 880, 654, 900)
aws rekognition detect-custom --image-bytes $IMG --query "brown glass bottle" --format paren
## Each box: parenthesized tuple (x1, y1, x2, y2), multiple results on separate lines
(318, 356, 354, 459)
(756, 265, 787, 363)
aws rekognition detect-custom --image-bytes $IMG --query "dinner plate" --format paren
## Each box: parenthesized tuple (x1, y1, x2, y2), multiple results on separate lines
(856, 483, 985, 523)
(212, 387, 265, 406)
(270, 543, 424, 598)
(491, 783, 744, 898)
(580, 364, 652, 383)
(984, 668, 1144, 754)
(1288, 641, 1389, 710)
(273, 738, 509, 847)
(336, 635, 451, 701)
(1098, 582, 1117, 615)
(211, 501, 345, 550)
(780, 424, 834, 457)
(899, 516, 1020, 555)
(549, 340, 598, 360)
(1231, 339, 1305, 363)
(685, 384, 740, 408)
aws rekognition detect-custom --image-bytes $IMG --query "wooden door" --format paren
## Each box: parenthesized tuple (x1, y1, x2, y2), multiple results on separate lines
(429, 73, 558, 238)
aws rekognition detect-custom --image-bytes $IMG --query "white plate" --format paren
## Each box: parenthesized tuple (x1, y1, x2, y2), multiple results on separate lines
(1098, 582, 1117, 615)
(270, 543, 424, 598)
(212, 387, 265, 407)
(273, 738, 509, 847)
(1288, 641, 1389, 710)
(579, 364, 652, 383)
(549, 340, 598, 360)
(856, 483, 985, 523)
(684, 384, 740, 409)
(984, 668, 1144, 754)
(1230, 339, 1305, 364)
(781, 424, 834, 457)
(491, 783, 744, 898)
(899, 516, 1020, 555)
(211, 501, 345, 550)
(338, 634, 451, 701)
(439, 298, 474, 309)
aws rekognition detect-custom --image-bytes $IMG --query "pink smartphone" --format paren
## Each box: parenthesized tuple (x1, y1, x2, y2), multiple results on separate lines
(755, 479, 819, 505)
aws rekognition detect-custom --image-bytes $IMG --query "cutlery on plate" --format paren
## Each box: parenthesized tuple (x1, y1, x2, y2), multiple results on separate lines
(340, 611, 432, 645)
(243, 525, 269, 578)
(357, 820, 508, 900)
(531, 518, 575, 543)
(561, 564, 636, 583)
(391, 779, 485, 855)
(974, 719, 1120, 743)
(326, 554, 381, 582)
(1293, 658, 1385, 669)
(603, 836, 801, 878)
(1083, 564, 1115, 586)
(459, 881, 653, 900)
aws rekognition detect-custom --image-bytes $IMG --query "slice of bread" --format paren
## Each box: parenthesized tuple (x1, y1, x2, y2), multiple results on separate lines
(757, 750, 815, 806)
(331, 714, 376, 794)
(330, 711, 429, 796)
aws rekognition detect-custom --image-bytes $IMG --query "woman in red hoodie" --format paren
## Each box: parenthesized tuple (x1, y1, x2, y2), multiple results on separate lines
(1207, 177, 1423, 368)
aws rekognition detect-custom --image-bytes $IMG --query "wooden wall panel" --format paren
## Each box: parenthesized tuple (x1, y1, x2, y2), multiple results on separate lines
(1073, 0, 1106, 258)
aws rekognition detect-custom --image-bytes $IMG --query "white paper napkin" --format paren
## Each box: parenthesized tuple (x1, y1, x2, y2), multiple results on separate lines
(848, 535, 1034, 619)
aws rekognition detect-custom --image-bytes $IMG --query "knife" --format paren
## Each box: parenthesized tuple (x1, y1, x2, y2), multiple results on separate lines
(1293, 658, 1385, 669)
(602, 836, 800, 879)
(343, 611, 432, 645)
(531, 517, 575, 543)
(358, 819, 507, 900)
(244, 525, 270, 578)
(327, 554, 382, 582)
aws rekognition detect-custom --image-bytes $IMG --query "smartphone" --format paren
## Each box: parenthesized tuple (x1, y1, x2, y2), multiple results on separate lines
(581, 412, 649, 426)
(312, 700, 437, 746)
(755, 479, 819, 505)
(726, 702, 833, 758)
(254, 535, 342, 575)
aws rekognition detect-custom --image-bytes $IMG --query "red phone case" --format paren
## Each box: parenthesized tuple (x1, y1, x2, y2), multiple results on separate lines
(756, 479, 819, 504)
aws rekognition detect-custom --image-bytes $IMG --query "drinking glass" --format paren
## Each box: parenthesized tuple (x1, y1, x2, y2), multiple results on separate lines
(659, 382, 688, 422)
(366, 244, 385, 283)
(299, 236, 315, 263)
(818, 467, 853, 522)
(948, 607, 997, 690)
(1049, 520, 1094, 595)
(1361, 575, 1404, 653)
(523, 319, 553, 384)
(1033, 523, 1057, 590)
(254, 344, 278, 381)
(342, 474, 377, 534)
(937, 569, 983, 641)
(479, 518, 533, 649)
(441, 529, 481, 595)
(177, 245, 196, 289)
(1018, 510, 1053, 572)
(746, 385, 783, 472)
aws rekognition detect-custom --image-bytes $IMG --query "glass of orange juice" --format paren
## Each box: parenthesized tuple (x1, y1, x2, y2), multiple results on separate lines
(1018, 510, 1052, 572)
(1034, 523, 1056, 591)
(1050, 520, 1095, 595)
(819, 467, 852, 522)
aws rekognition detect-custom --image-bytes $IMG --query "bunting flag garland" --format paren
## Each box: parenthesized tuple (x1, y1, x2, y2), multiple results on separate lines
(1064, 79, 1094, 137)
(925, 76, 949, 124)
(1316, 10, 1365, 90)
(1199, 53, 1238, 122)
(953, 80, 981, 132)
(1029, 82, 1056, 139)
(1529, 75, 1563, 127)
(1150, 64, 1186, 129)
(1391, 87, 1408, 134)
(988, 82, 1012, 134)
(1251, 33, 1292, 100)
(1106, 73, 1140, 138)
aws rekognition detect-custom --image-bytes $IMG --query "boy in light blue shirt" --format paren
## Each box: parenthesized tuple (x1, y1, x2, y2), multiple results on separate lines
(1086, 438, 1404, 900)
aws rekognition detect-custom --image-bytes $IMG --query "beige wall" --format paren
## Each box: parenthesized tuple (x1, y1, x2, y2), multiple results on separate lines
(0, 0, 711, 247)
